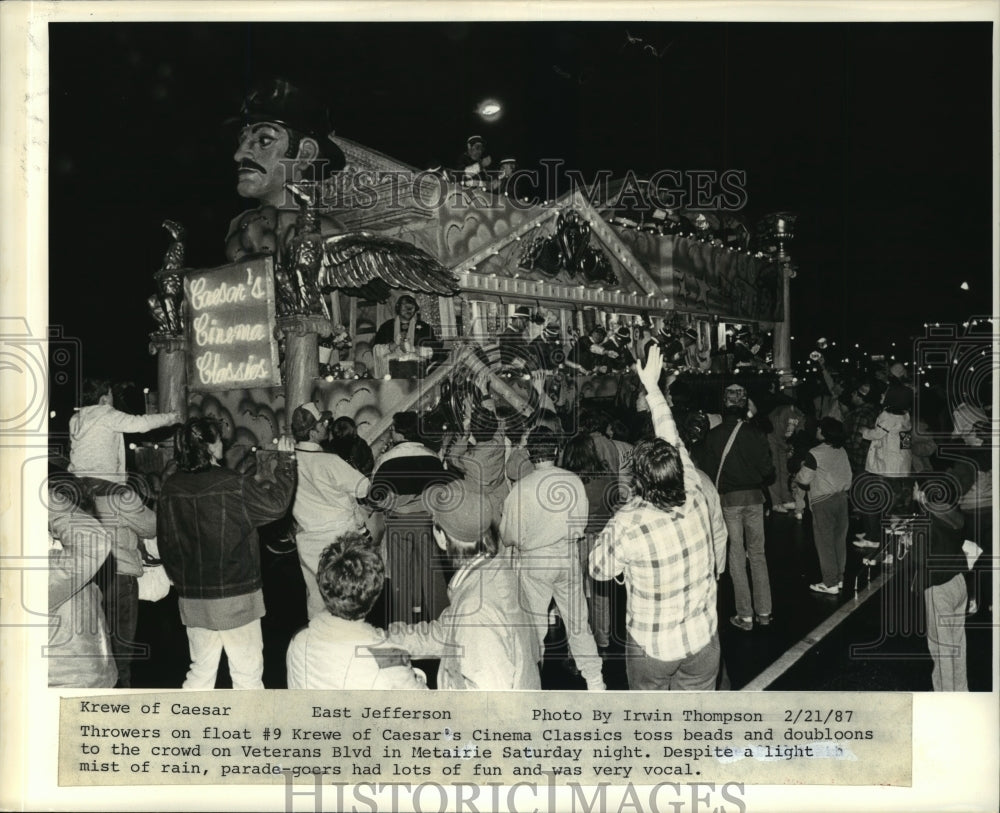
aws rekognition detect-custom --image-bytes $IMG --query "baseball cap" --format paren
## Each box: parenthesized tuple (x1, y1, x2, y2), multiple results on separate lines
(424, 479, 491, 543)
(291, 402, 332, 436)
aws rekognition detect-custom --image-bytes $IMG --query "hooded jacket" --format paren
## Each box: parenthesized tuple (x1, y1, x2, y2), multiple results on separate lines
(862, 409, 912, 477)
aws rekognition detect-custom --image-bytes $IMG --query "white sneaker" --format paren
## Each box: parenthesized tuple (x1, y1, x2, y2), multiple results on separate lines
(810, 582, 841, 594)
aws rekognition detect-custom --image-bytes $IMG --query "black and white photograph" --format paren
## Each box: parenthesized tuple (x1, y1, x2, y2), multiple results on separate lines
(1, 2, 997, 812)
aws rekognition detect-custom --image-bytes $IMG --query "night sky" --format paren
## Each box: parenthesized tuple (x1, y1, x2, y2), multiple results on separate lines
(48, 21, 994, 389)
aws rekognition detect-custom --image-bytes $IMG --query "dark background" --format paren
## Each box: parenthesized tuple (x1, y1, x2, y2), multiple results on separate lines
(49, 22, 994, 394)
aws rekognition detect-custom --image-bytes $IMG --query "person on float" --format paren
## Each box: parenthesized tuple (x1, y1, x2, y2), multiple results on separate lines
(527, 322, 567, 373)
(157, 418, 297, 689)
(566, 325, 611, 375)
(290, 402, 371, 621)
(498, 305, 534, 370)
(497, 157, 520, 196)
(455, 134, 496, 191)
(224, 78, 347, 263)
(681, 326, 711, 371)
(387, 478, 542, 690)
(371, 294, 441, 378)
(601, 325, 636, 372)
(286, 532, 428, 691)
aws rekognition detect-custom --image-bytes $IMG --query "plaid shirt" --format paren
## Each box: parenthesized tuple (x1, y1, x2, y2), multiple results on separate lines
(590, 390, 725, 662)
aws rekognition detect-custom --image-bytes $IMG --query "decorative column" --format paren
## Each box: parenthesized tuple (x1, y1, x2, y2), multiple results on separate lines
(149, 334, 189, 421)
(275, 314, 330, 432)
(764, 212, 797, 383)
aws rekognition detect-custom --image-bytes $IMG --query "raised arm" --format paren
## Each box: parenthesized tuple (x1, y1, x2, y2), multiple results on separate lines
(636, 346, 698, 503)
(243, 436, 298, 525)
(104, 408, 180, 434)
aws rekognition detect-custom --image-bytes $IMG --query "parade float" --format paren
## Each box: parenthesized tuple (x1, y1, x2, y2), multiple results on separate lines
(144, 134, 796, 469)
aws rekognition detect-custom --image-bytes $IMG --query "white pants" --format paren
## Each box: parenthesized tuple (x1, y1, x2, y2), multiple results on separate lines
(183, 620, 264, 689)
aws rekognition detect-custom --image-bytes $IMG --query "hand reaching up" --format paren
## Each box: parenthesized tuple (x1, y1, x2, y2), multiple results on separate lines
(636, 344, 663, 395)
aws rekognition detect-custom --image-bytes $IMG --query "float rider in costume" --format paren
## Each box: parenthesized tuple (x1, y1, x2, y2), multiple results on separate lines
(224, 78, 348, 263)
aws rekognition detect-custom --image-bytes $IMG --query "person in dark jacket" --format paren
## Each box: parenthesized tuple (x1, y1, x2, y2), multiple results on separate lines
(601, 326, 636, 372)
(911, 482, 970, 691)
(700, 384, 775, 631)
(327, 415, 375, 476)
(371, 295, 442, 377)
(370, 411, 458, 625)
(157, 418, 297, 689)
(498, 305, 534, 369)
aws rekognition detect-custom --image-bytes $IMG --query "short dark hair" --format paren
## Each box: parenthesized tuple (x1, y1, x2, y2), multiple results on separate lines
(819, 417, 846, 448)
(316, 532, 384, 620)
(395, 294, 419, 314)
(526, 426, 560, 463)
(561, 432, 608, 483)
(631, 438, 685, 511)
(80, 378, 112, 407)
(173, 418, 222, 473)
(392, 411, 421, 442)
(608, 419, 630, 440)
(578, 409, 602, 434)
(435, 522, 499, 567)
(331, 415, 358, 440)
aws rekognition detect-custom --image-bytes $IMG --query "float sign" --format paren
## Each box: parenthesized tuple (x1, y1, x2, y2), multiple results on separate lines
(185, 255, 281, 392)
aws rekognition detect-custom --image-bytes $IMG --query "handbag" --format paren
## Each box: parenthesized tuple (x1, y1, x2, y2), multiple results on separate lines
(137, 537, 171, 602)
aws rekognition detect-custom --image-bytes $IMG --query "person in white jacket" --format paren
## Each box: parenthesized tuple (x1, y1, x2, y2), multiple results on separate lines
(856, 384, 913, 548)
(69, 379, 180, 485)
(68, 378, 179, 685)
(286, 532, 428, 690)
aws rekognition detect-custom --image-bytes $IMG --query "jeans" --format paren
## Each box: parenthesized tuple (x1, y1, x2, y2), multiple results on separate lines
(515, 544, 605, 690)
(96, 561, 140, 688)
(723, 503, 772, 618)
(625, 631, 720, 690)
(183, 620, 264, 689)
(811, 493, 848, 587)
(924, 575, 968, 691)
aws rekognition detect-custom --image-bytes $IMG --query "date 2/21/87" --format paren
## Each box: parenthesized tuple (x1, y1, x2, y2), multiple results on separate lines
(784, 710, 855, 725)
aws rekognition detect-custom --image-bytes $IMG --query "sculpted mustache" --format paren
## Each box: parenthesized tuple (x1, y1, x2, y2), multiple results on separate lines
(238, 160, 267, 174)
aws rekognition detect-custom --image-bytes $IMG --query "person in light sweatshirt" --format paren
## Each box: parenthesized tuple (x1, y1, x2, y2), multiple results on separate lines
(797, 418, 853, 594)
(69, 378, 180, 485)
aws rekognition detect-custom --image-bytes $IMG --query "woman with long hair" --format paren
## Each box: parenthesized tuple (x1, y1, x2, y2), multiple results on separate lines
(157, 418, 297, 688)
